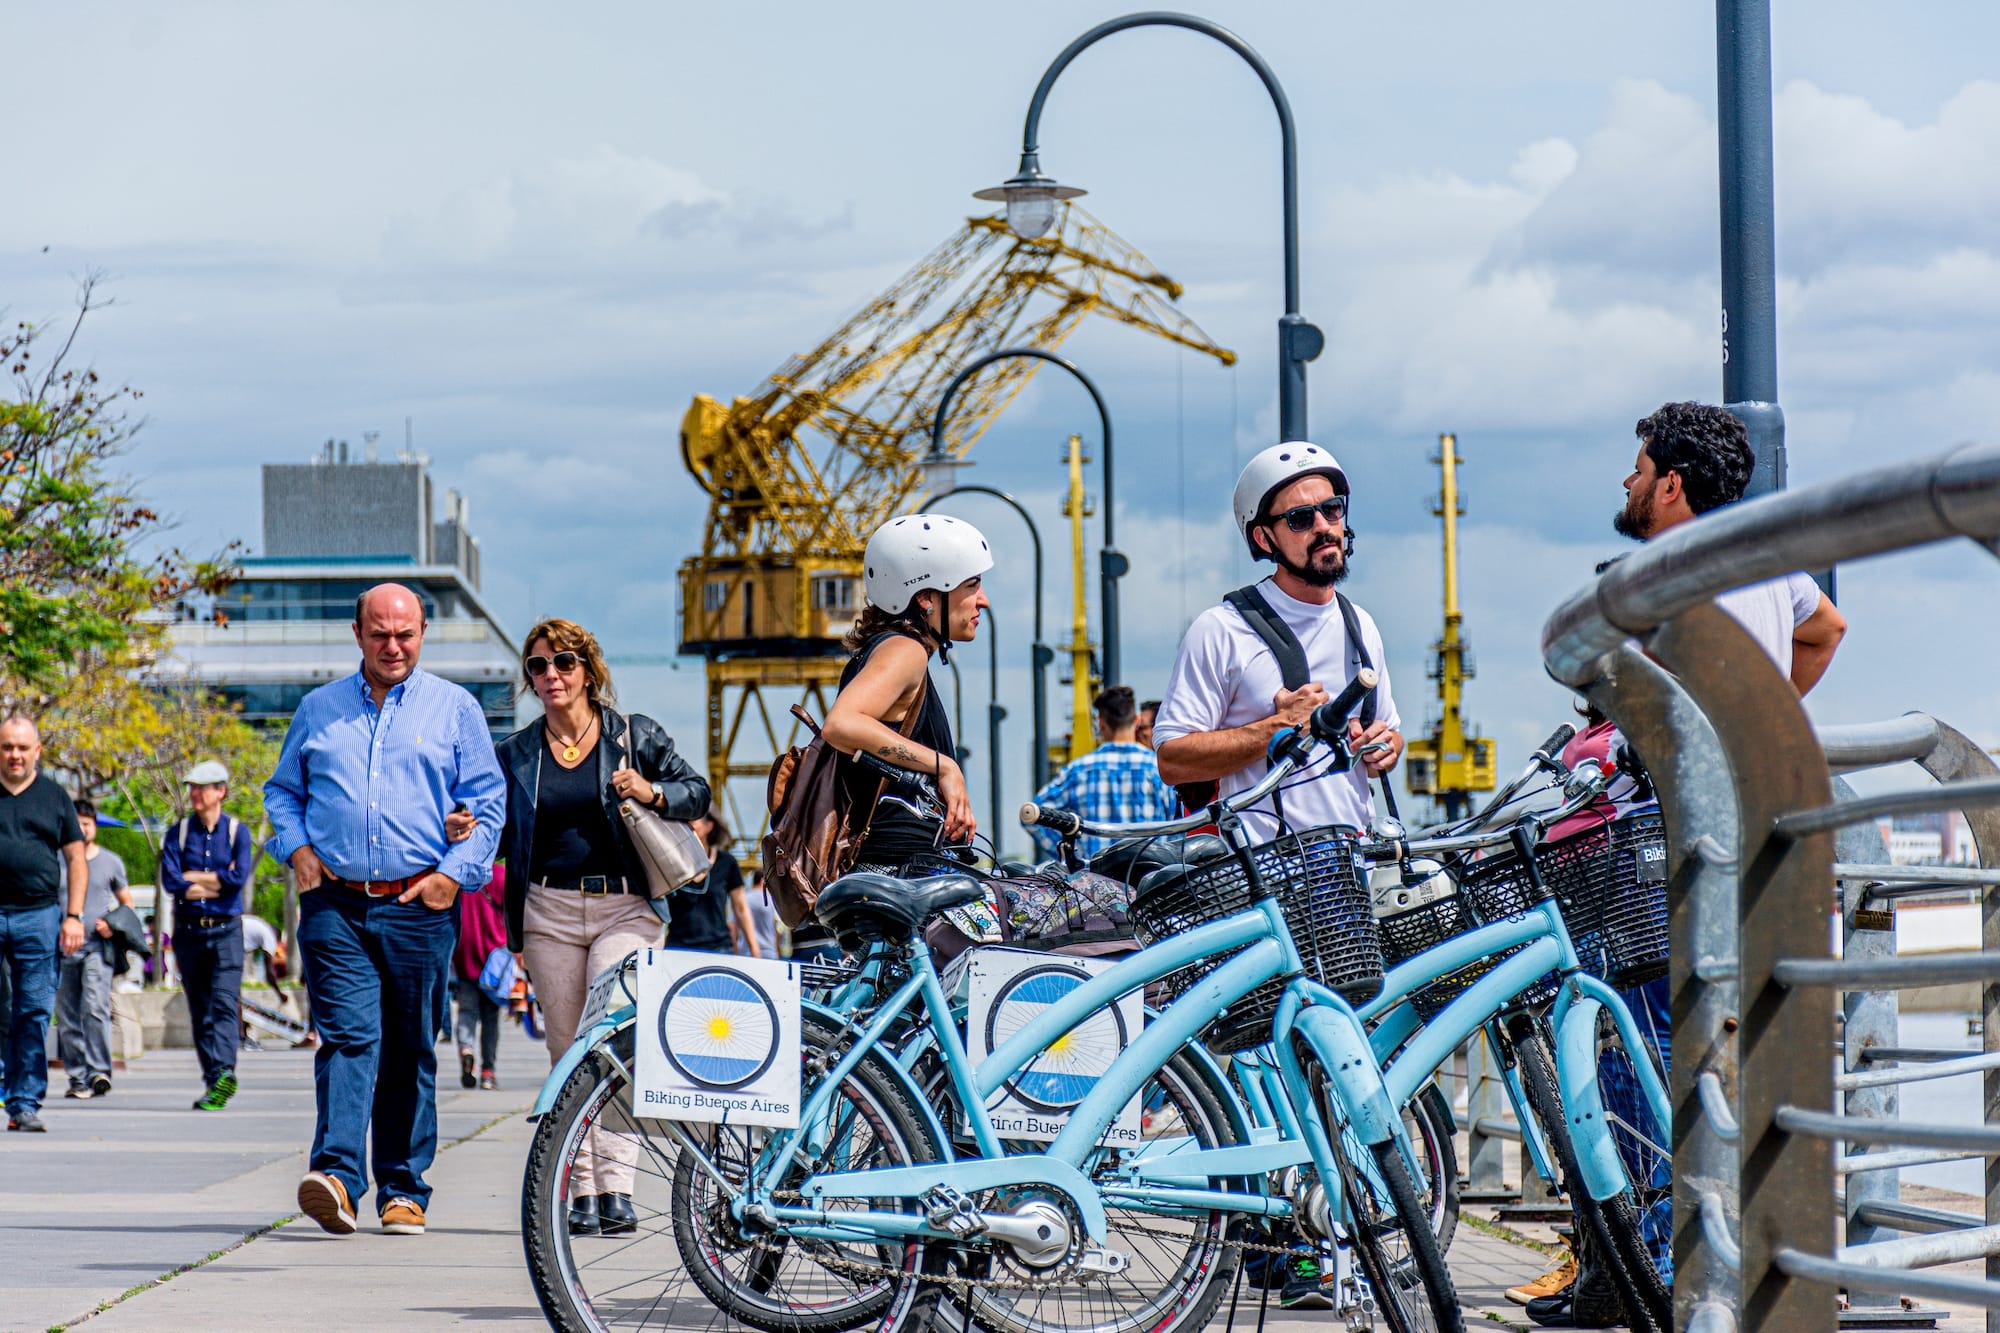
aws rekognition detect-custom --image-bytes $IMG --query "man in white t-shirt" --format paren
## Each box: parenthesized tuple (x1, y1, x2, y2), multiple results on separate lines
(1615, 400, 1846, 693)
(1155, 443, 1403, 845)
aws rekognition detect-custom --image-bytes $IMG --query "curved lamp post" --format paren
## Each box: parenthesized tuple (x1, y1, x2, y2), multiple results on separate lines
(927, 346, 1125, 688)
(975, 11, 1324, 442)
(918, 483, 1051, 793)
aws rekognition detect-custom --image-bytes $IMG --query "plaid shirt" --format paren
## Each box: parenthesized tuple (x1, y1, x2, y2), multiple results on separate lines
(1026, 742, 1179, 860)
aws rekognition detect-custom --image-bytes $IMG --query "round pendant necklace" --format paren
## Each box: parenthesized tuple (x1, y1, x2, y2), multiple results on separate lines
(549, 713, 597, 764)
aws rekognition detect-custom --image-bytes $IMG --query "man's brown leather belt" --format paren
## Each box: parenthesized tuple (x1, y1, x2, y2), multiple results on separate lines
(324, 870, 435, 898)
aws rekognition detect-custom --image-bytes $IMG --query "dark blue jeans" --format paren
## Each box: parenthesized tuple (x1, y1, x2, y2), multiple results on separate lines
(177, 917, 245, 1086)
(298, 888, 455, 1212)
(0, 904, 61, 1116)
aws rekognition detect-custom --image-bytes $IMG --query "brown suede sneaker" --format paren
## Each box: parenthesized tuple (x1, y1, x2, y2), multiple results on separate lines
(298, 1171, 357, 1236)
(1505, 1244, 1578, 1305)
(381, 1197, 427, 1235)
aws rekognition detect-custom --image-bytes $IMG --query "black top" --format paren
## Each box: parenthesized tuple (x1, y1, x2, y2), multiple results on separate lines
(495, 709, 711, 952)
(838, 631, 955, 870)
(528, 750, 624, 885)
(672, 848, 742, 952)
(0, 775, 82, 910)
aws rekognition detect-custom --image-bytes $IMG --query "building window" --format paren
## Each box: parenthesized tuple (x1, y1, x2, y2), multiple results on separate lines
(811, 575, 856, 612)
(742, 581, 755, 638)
(703, 580, 729, 614)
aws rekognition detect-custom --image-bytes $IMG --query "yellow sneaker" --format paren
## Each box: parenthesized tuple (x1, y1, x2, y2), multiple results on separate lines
(1505, 1247, 1578, 1305)
(380, 1197, 427, 1235)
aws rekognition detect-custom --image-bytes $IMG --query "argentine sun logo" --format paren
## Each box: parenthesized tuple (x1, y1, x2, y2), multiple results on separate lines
(659, 967, 781, 1090)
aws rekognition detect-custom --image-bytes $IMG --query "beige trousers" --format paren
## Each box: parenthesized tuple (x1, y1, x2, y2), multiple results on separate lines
(523, 884, 663, 1195)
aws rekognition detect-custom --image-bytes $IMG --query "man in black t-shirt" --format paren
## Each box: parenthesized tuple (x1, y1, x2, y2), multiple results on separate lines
(671, 809, 755, 955)
(0, 716, 89, 1133)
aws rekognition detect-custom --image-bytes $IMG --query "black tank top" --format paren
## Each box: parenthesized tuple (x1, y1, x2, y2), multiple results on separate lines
(837, 631, 953, 867)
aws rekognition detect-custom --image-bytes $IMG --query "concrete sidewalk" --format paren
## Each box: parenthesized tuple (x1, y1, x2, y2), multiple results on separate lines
(6, 1029, 1573, 1332)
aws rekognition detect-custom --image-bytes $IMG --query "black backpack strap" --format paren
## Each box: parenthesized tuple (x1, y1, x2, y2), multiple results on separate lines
(1223, 586, 1310, 690)
(1335, 592, 1378, 727)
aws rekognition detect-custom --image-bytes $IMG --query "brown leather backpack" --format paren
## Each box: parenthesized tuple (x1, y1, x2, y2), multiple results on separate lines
(762, 687, 926, 930)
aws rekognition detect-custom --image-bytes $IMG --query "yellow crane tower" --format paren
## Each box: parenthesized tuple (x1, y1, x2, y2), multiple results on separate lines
(1057, 432, 1099, 767)
(1403, 432, 1497, 820)
(677, 204, 1234, 850)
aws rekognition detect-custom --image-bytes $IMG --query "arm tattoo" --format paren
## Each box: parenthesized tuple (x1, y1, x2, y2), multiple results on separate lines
(877, 742, 922, 766)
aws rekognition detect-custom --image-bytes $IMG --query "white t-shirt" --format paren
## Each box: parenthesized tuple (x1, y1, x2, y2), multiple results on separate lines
(1154, 578, 1399, 840)
(1715, 572, 1820, 680)
(241, 914, 279, 956)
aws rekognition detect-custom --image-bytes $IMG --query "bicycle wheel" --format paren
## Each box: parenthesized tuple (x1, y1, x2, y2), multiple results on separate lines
(522, 1016, 944, 1333)
(1505, 1015, 1669, 1333)
(1330, 1135, 1466, 1333)
(1593, 1002, 1673, 1309)
(671, 1011, 949, 1333)
(954, 1046, 1245, 1333)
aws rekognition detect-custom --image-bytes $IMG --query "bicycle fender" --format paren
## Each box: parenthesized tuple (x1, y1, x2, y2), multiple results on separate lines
(1555, 994, 1628, 1203)
(530, 1009, 633, 1120)
(1289, 1002, 1399, 1145)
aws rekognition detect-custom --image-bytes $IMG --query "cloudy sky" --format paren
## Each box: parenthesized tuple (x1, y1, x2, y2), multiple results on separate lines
(7, 1, 1998, 841)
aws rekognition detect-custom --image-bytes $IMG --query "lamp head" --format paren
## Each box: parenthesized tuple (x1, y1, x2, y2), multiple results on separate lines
(973, 156, 1086, 240)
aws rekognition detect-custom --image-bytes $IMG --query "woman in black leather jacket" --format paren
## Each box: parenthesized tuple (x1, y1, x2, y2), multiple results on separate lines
(493, 617, 707, 1238)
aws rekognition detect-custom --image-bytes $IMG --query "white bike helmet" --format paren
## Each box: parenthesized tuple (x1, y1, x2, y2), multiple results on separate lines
(1232, 442, 1349, 560)
(863, 514, 994, 615)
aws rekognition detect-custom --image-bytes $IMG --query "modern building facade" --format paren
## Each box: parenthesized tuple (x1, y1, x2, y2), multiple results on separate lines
(163, 442, 519, 738)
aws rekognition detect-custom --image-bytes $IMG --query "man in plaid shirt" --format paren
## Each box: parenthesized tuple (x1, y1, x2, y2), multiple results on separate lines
(1025, 687, 1177, 860)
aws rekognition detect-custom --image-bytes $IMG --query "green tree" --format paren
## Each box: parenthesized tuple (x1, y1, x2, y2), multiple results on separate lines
(0, 278, 234, 715)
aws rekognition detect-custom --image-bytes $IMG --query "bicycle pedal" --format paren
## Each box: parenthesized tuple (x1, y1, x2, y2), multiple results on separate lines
(921, 1186, 987, 1237)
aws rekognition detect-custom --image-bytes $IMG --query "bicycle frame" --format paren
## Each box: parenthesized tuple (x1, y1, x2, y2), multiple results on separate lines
(735, 893, 1407, 1250)
(1354, 899, 1670, 1203)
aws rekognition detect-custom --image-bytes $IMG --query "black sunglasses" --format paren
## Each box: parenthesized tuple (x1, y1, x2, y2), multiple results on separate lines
(525, 651, 583, 677)
(1266, 496, 1348, 533)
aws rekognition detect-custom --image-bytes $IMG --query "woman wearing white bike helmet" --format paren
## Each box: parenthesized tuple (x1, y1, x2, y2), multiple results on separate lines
(804, 514, 991, 958)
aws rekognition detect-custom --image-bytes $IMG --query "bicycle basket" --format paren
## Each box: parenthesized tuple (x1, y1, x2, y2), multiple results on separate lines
(1373, 859, 1554, 1021)
(1384, 810, 1669, 1018)
(1127, 826, 1381, 1056)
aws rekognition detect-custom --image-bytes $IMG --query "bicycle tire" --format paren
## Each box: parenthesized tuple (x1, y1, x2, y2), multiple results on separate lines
(1505, 1016, 1667, 1333)
(1332, 1134, 1466, 1333)
(1409, 1082, 1461, 1257)
(1592, 1005, 1674, 1323)
(521, 1015, 945, 1333)
(957, 1045, 1244, 1333)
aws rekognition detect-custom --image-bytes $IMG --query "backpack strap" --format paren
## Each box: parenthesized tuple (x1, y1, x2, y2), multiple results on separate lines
(1334, 592, 1377, 728)
(1223, 585, 1310, 691)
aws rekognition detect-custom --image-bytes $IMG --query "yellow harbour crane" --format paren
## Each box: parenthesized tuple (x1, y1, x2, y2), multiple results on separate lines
(677, 204, 1234, 849)
(1403, 432, 1496, 820)
(1057, 432, 1099, 767)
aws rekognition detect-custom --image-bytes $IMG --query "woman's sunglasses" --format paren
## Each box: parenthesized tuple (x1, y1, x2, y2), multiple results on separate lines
(1267, 496, 1349, 533)
(525, 651, 583, 677)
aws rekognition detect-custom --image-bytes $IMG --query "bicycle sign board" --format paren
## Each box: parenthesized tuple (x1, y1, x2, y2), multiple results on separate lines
(634, 950, 802, 1127)
(965, 949, 1143, 1144)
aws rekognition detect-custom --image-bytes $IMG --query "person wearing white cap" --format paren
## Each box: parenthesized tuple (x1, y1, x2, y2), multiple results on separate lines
(161, 759, 255, 1111)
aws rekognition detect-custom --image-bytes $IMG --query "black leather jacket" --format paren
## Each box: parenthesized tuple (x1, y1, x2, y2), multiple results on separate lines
(494, 707, 710, 952)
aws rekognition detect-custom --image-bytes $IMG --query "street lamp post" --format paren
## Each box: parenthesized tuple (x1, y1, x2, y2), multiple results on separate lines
(976, 11, 1323, 442)
(928, 347, 1124, 686)
(917, 483, 1052, 793)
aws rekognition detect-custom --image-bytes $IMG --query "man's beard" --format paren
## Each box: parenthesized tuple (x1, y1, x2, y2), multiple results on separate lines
(1278, 536, 1348, 587)
(1613, 488, 1653, 541)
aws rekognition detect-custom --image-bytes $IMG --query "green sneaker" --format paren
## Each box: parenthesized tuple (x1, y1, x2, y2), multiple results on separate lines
(193, 1069, 239, 1111)
(1279, 1250, 1333, 1310)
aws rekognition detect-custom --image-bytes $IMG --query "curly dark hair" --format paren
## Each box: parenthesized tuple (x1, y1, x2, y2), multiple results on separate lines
(1635, 402, 1754, 515)
(840, 604, 941, 655)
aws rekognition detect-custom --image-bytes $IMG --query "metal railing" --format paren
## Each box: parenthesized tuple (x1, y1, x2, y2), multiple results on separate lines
(1539, 441, 2000, 1331)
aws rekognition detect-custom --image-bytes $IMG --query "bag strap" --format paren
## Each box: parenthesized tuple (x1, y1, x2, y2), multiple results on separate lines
(1335, 591, 1377, 727)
